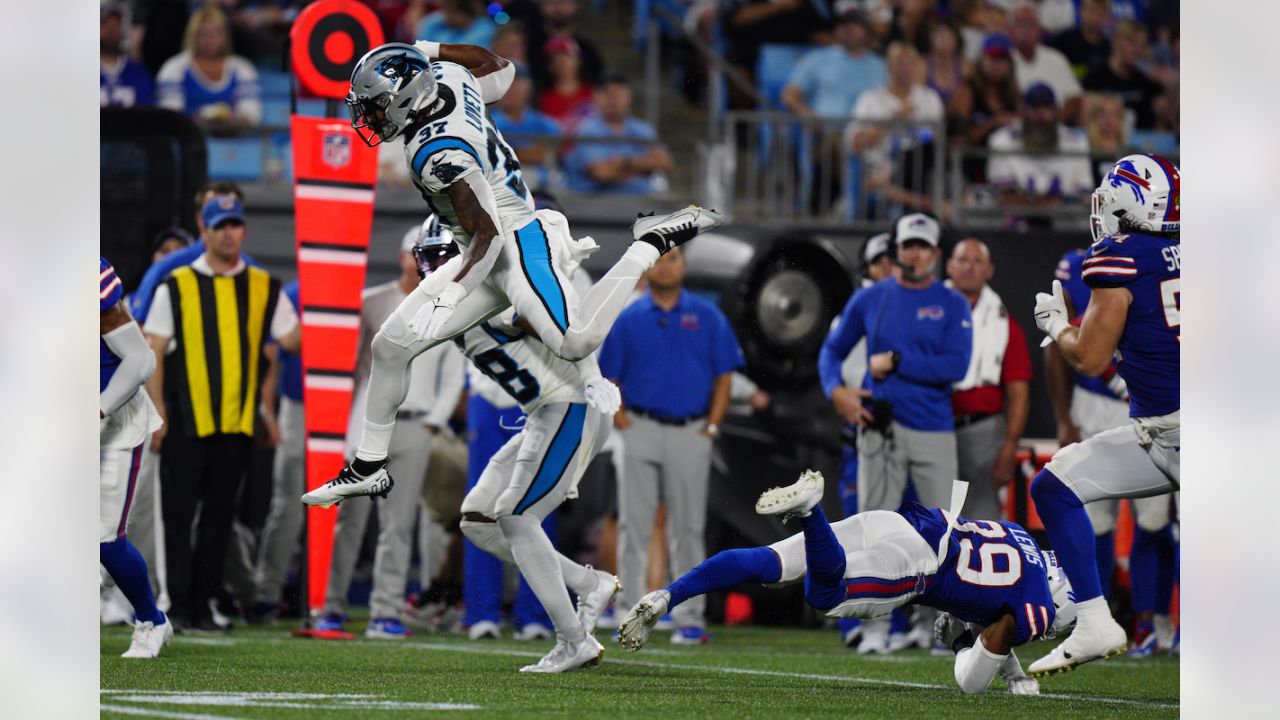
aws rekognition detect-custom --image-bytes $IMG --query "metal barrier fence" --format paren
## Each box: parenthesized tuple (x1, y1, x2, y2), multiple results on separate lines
(705, 113, 946, 227)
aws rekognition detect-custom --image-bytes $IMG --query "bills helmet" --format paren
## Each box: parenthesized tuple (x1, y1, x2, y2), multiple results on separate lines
(347, 43, 439, 147)
(1090, 153, 1181, 243)
(411, 214, 458, 280)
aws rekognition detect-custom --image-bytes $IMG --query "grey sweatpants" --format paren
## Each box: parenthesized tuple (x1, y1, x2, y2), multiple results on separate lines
(856, 422, 957, 513)
(252, 396, 306, 605)
(617, 415, 713, 630)
(324, 417, 433, 619)
(125, 446, 168, 608)
(955, 415, 1007, 521)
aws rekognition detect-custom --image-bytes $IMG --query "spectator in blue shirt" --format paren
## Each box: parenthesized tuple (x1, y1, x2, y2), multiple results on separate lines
(156, 6, 262, 129)
(816, 212, 971, 651)
(600, 247, 745, 645)
(564, 74, 672, 194)
(416, 0, 498, 49)
(131, 181, 259, 323)
(781, 8, 886, 120)
(101, 5, 154, 108)
(489, 64, 561, 191)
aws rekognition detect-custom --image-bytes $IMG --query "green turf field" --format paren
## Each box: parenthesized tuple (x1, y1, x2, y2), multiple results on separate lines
(101, 619, 1179, 719)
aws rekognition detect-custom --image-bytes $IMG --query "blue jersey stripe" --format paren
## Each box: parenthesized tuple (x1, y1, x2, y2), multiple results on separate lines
(411, 136, 484, 177)
(514, 220, 569, 334)
(514, 403, 586, 514)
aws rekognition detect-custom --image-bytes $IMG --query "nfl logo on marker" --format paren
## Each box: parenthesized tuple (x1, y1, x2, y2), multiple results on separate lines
(322, 132, 351, 169)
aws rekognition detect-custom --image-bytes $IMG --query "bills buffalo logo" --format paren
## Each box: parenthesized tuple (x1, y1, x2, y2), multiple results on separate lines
(1108, 159, 1150, 204)
(681, 313, 700, 330)
(322, 132, 351, 169)
(431, 159, 466, 185)
(917, 305, 945, 321)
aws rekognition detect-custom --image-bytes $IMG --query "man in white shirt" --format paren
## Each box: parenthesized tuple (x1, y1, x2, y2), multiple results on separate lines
(143, 196, 300, 633)
(1009, 2, 1083, 125)
(316, 223, 467, 639)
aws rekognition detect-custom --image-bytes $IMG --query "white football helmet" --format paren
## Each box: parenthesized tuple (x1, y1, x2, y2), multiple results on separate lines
(1090, 153, 1181, 243)
(347, 43, 439, 147)
(410, 214, 457, 280)
(1044, 552, 1077, 637)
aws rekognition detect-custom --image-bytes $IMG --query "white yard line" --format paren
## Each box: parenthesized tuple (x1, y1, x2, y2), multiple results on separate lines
(409, 642, 1179, 710)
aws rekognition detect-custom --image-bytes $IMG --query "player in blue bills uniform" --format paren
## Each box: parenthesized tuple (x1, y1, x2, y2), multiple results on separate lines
(1052, 248, 1179, 657)
(1029, 153, 1181, 675)
(311, 40, 722, 505)
(617, 471, 1074, 695)
(100, 258, 171, 658)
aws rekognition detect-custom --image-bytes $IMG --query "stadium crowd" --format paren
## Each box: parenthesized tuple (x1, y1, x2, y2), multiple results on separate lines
(101, 0, 1178, 658)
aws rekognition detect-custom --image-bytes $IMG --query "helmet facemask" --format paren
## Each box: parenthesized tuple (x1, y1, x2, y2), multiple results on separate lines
(347, 43, 439, 147)
(347, 91, 396, 147)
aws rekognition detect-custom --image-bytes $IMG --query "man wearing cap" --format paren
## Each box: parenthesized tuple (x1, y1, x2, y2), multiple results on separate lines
(817, 213, 972, 652)
(1009, 2, 1083, 124)
(315, 221, 467, 639)
(783, 8, 886, 121)
(565, 74, 672, 194)
(987, 82, 1093, 207)
(143, 195, 300, 633)
(944, 238, 1033, 520)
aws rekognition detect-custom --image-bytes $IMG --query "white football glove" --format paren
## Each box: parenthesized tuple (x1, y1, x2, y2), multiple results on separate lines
(583, 377, 621, 415)
(933, 612, 973, 652)
(1034, 279, 1070, 347)
(411, 281, 466, 342)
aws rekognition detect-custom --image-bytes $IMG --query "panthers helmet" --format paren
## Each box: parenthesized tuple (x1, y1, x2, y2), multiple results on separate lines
(347, 43, 439, 147)
(1045, 552, 1078, 637)
(1090, 153, 1181, 243)
(411, 214, 458, 280)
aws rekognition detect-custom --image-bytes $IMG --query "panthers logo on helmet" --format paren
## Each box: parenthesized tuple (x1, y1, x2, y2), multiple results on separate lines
(375, 53, 426, 82)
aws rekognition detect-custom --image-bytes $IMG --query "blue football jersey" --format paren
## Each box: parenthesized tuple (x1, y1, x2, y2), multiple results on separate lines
(100, 257, 125, 392)
(898, 502, 1056, 646)
(1082, 232, 1181, 417)
(1054, 249, 1125, 402)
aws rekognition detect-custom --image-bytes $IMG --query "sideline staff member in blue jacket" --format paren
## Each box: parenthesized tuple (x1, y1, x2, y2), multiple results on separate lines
(818, 213, 972, 513)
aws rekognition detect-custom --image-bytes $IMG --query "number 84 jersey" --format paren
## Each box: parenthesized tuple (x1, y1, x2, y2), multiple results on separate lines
(454, 310, 583, 414)
(403, 60, 535, 245)
(900, 502, 1057, 646)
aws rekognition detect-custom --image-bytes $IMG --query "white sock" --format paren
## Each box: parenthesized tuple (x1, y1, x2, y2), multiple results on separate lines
(498, 514, 585, 642)
(1076, 596, 1112, 623)
(355, 419, 395, 462)
(559, 242, 660, 360)
(559, 558, 594, 596)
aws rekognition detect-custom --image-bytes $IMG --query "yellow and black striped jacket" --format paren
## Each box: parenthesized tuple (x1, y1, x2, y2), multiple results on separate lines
(164, 265, 280, 439)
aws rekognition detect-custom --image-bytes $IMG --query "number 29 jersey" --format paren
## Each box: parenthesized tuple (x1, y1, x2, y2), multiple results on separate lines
(899, 502, 1057, 646)
(1081, 232, 1181, 417)
(402, 61, 535, 245)
(454, 310, 584, 413)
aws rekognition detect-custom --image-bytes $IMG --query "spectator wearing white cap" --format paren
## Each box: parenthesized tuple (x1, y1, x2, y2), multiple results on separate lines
(817, 213, 972, 652)
(315, 220, 467, 639)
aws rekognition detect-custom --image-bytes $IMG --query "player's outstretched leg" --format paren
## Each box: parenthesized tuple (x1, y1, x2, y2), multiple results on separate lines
(546, 206, 725, 362)
(101, 538, 173, 658)
(1027, 468, 1127, 676)
(617, 546, 781, 652)
(756, 471, 848, 611)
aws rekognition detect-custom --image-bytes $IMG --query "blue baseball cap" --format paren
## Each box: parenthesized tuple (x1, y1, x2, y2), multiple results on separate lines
(982, 34, 1013, 58)
(202, 194, 246, 229)
(1024, 82, 1058, 109)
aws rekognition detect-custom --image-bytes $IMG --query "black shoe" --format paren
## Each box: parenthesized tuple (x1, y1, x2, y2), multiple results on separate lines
(632, 206, 725, 254)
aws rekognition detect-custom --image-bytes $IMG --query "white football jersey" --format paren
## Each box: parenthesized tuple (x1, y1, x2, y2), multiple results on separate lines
(402, 61, 535, 246)
(453, 310, 584, 413)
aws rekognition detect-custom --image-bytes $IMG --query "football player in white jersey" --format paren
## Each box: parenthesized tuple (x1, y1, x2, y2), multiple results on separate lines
(309, 40, 722, 503)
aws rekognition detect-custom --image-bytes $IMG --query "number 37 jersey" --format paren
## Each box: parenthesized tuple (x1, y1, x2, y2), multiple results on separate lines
(1082, 232, 1181, 417)
(402, 61, 535, 245)
(454, 310, 584, 413)
(899, 502, 1057, 646)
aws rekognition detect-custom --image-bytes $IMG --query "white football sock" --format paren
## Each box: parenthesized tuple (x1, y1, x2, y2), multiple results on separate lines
(557, 242, 660, 361)
(498, 514, 585, 642)
(354, 419, 395, 463)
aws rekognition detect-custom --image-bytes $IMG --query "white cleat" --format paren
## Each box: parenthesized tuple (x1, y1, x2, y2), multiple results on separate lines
(857, 619, 891, 655)
(520, 634, 605, 673)
(755, 470, 825, 522)
(301, 461, 394, 508)
(616, 589, 671, 653)
(121, 615, 174, 659)
(468, 620, 501, 640)
(1027, 615, 1128, 677)
(632, 206, 725, 254)
(576, 568, 621, 634)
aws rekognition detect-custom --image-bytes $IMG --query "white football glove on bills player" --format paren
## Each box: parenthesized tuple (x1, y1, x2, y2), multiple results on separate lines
(1034, 279, 1070, 347)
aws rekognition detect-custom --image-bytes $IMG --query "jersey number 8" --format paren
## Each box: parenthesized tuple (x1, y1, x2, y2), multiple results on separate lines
(474, 348, 540, 404)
